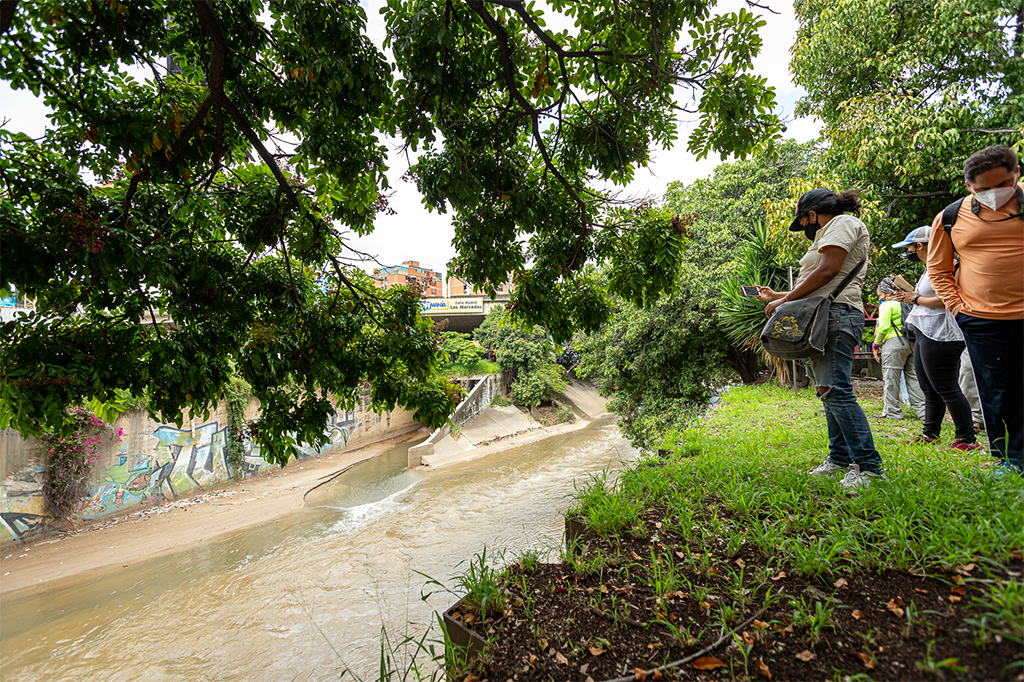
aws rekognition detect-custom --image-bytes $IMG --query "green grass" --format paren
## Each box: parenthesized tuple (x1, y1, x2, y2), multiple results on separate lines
(440, 359, 501, 377)
(567, 382, 1024, 640)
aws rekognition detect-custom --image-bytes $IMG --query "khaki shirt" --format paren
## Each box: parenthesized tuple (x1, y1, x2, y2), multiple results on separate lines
(794, 214, 869, 310)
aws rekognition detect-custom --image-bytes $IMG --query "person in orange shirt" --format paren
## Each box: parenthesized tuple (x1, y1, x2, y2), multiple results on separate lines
(927, 145, 1024, 475)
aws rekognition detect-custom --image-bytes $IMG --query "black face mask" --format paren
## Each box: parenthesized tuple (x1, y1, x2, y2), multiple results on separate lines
(901, 250, 921, 263)
(803, 218, 819, 240)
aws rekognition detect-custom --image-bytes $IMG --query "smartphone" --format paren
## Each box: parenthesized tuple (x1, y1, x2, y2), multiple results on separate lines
(740, 286, 759, 297)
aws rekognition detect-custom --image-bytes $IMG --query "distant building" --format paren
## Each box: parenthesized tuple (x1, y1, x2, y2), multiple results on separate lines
(371, 261, 443, 297)
(447, 276, 514, 297)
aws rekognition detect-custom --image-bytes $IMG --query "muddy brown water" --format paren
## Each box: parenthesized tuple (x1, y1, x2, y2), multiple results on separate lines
(0, 419, 634, 681)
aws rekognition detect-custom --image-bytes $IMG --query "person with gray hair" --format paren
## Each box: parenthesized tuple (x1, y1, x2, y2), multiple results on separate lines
(872, 275, 925, 421)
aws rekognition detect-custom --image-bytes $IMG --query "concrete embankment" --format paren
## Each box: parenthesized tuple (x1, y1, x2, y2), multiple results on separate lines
(409, 376, 609, 469)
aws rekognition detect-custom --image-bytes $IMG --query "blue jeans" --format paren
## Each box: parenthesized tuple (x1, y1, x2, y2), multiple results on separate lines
(804, 305, 884, 473)
(956, 314, 1023, 469)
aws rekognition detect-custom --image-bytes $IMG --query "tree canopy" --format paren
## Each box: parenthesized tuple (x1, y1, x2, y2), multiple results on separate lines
(766, 0, 1023, 282)
(0, 0, 781, 462)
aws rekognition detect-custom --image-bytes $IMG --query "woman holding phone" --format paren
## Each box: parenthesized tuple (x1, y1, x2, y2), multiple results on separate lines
(890, 226, 980, 451)
(753, 188, 885, 493)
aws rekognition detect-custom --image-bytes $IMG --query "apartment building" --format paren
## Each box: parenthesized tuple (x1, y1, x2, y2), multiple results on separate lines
(371, 261, 443, 297)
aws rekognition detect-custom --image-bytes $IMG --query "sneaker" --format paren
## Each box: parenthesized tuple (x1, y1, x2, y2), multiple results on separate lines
(840, 464, 888, 493)
(990, 461, 1024, 479)
(973, 422, 986, 432)
(809, 457, 849, 477)
(902, 434, 939, 444)
(872, 413, 903, 420)
(949, 440, 983, 452)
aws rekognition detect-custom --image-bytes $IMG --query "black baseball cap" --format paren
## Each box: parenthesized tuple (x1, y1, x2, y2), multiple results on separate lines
(788, 188, 836, 232)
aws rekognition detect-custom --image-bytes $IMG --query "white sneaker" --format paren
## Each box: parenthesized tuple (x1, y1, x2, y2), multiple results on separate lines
(840, 464, 888, 493)
(808, 457, 849, 477)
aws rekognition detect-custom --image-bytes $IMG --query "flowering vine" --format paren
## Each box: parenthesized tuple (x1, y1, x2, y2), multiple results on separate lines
(42, 406, 120, 520)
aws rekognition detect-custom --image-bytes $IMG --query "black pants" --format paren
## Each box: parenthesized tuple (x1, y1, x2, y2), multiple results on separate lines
(913, 334, 975, 443)
(956, 314, 1024, 466)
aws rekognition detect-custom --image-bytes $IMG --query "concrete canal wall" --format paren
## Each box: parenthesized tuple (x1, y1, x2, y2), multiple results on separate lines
(0, 388, 421, 544)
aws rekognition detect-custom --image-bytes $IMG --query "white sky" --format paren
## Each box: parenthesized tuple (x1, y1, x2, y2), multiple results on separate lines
(0, 0, 820, 288)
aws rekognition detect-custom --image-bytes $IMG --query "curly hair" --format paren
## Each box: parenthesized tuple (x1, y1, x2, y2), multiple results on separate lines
(964, 145, 1019, 183)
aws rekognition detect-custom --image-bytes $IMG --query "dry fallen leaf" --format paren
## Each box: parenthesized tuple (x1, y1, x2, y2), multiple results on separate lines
(796, 650, 816, 662)
(735, 558, 745, 568)
(539, 638, 548, 650)
(771, 571, 787, 581)
(652, 670, 664, 681)
(834, 578, 848, 588)
(529, 654, 537, 665)
(1011, 549, 1023, 560)
(758, 657, 772, 679)
(675, 551, 686, 559)
(952, 574, 964, 584)
(958, 562, 977, 573)
(634, 667, 647, 680)
(556, 651, 569, 665)
(852, 609, 865, 620)
(600, 585, 609, 594)
(580, 663, 589, 675)
(951, 586, 966, 595)
(464, 613, 476, 625)
(630, 551, 644, 561)
(854, 652, 877, 670)
(887, 599, 905, 617)
(588, 647, 606, 657)
(692, 657, 726, 670)
(914, 588, 929, 595)
(753, 619, 769, 629)
(742, 631, 755, 647)
(463, 675, 478, 682)
(839, 550, 852, 558)
(949, 595, 962, 603)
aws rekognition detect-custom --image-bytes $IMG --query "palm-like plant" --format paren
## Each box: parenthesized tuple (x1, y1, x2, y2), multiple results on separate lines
(718, 220, 792, 380)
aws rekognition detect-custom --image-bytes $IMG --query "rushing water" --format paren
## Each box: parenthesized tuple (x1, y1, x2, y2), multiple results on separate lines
(0, 418, 635, 681)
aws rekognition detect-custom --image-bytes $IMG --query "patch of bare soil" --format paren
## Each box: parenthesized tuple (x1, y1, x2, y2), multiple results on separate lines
(450, 512, 1023, 681)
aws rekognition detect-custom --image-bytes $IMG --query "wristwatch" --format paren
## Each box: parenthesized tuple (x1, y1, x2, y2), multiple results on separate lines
(912, 294, 920, 305)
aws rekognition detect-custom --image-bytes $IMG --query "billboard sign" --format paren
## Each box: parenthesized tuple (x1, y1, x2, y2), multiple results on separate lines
(419, 297, 484, 314)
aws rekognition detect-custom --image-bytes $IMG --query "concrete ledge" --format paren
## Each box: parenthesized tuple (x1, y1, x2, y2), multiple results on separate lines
(408, 374, 506, 469)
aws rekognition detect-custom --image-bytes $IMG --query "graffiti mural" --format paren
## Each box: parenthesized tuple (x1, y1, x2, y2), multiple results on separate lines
(1, 401, 373, 542)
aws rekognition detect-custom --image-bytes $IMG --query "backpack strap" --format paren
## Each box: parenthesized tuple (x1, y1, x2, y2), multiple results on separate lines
(942, 197, 964, 237)
(827, 257, 867, 302)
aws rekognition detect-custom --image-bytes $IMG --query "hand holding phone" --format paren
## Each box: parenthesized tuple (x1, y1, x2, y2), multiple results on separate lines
(740, 286, 759, 297)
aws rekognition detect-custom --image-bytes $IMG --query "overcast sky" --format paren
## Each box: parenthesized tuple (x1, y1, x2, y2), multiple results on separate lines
(0, 0, 820, 285)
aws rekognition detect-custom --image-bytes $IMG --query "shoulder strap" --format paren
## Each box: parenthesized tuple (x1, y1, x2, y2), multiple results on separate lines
(827, 257, 867, 302)
(942, 198, 964, 236)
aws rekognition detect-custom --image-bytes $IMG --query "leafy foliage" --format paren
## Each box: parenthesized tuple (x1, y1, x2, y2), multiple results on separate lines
(575, 295, 732, 450)
(769, 0, 1024, 290)
(383, 0, 782, 337)
(0, 0, 785, 460)
(717, 220, 790, 353)
(509, 364, 569, 408)
(439, 331, 484, 367)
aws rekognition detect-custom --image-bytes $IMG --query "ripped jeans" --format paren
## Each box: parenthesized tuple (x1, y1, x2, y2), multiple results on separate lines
(804, 305, 884, 474)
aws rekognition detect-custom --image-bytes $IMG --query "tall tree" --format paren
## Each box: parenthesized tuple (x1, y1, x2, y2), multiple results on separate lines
(768, 0, 1024, 282)
(0, 0, 781, 460)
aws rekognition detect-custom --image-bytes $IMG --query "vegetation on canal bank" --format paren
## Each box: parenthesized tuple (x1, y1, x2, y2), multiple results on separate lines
(432, 383, 1023, 681)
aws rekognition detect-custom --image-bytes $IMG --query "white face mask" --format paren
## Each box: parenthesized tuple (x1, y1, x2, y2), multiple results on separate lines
(973, 185, 1017, 211)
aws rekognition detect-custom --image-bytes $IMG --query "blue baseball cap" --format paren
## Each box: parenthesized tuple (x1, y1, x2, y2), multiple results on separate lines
(892, 226, 931, 248)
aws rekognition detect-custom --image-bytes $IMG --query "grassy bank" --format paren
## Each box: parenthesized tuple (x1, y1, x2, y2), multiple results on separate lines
(446, 382, 1023, 681)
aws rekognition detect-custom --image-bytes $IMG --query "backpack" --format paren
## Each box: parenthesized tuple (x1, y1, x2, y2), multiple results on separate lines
(892, 301, 916, 345)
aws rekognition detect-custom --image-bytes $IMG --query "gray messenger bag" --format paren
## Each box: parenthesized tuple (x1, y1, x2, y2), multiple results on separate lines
(760, 258, 866, 360)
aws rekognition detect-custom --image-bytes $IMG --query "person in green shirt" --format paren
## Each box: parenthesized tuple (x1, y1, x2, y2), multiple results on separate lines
(872, 277, 926, 420)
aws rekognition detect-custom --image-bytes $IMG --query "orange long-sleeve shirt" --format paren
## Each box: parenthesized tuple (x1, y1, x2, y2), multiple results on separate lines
(926, 183, 1024, 320)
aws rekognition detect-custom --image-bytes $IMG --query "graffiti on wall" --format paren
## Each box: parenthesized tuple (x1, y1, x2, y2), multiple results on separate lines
(1, 404, 363, 541)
